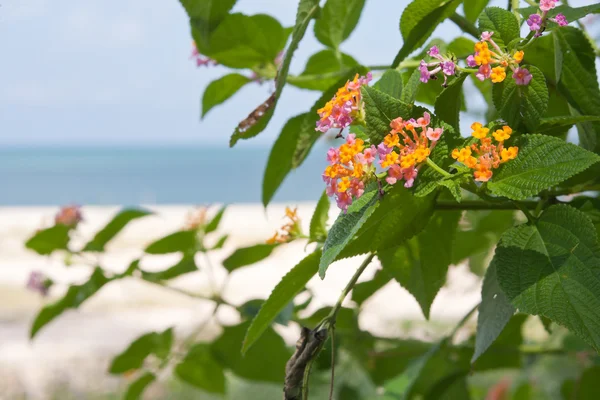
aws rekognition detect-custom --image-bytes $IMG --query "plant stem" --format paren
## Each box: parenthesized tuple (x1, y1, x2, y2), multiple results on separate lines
(435, 199, 538, 210)
(511, 0, 522, 24)
(514, 201, 536, 222)
(426, 157, 452, 178)
(449, 13, 480, 39)
(327, 254, 375, 322)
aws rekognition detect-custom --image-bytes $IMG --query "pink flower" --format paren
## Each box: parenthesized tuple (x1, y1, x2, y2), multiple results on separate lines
(386, 165, 403, 185)
(346, 133, 356, 145)
(476, 64, 491, 81)
(377, 142, 391, 157)
(553, 13, 568, 26)
(427, 46, 440, 57)
(327, 148, 340, 165)
(362, 145, 377, 164)
(466, 55, 477, 67)
(403, 168, 418, 188)
(417, 112, 431, 128)
(349, 179, 365, 198)
(26, 271, 52, 297)
(55, 205, 83, 227)
(481, 31, 493, 41)
(426, 127, 443, 141)
(527, 14, 543, 31)
(540, 0, 557, 12)
(441, 61, 456, 76)
(419, 61, 430, 83)
(512, 67, 533, 86)
(336, 192, 353, 212)
(326, 181, 336, 196)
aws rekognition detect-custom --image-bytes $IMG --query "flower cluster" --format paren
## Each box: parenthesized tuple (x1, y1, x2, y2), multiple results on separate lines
(467, 32, 532, 86)
(191, 42, 217, 67)
(527, 0, 568, 37)
(55, 205, 83, 227)
(266, 207, 304, 244)
(323, 112, 443, 211)
(315, 73, 373, 133)
(452, 122, 518, 182)
(419, 46, 457, 86)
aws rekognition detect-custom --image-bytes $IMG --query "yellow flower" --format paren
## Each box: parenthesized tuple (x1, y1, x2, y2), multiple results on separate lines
(381, 151, 399, 168)
(471, 122, 489, 139)
(513, 50, 524, 63)
(492, 126, 512, 142)
(490, 66, 506, 83)
(413, 146, 430, 163)
(464, 156, 478, 169)
(474, 165, 493, 182)
(338, 177, 351, 192)
(400, 153, 416, 169)
(452, 147, 472, 162)
(384, 132, 400, 148)
(501, 146, 519, 162)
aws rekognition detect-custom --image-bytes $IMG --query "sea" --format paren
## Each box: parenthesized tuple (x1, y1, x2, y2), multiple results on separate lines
(0, 145, 329, 205)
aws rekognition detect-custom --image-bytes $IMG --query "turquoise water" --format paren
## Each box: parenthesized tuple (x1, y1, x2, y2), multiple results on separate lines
(0, 146, 329, 205)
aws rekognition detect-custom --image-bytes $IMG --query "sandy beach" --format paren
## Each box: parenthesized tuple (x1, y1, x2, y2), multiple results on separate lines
(0, 204, 481, 398)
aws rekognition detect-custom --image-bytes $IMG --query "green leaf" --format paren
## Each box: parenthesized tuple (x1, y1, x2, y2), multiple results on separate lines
(242, 250, 321, 353)
(564, 366, 600, 400)
(517, 4, 600, 24)
(392, 0, 461, 67)
(487, 134, 600, 200)
(110, 328, 173, 374)
(31, 267, 110, 338)
(211, 321, 290, 382)
(379, 211, 461, 318)
(361, 85, 413, 144)
(204, 206, 226, 234)
(222, 244, 278, 272)
(179, 0, 236, 49)
(309, 191, 330, 243)
(229, 0, 319, 146)
(477, 7, 520, 47)
(471, 261, 515, 363)
(464, 0, 489, 23)
(209, 234, 229, 250)
(536, 115, 600, 134)
(141, 257, 197, 282)
(314, 0, 365, 48)
(290, 50, 359, 91)
(145, 230, 197, 254)
(238, 299, 294, 326)
(383, 343, 441, 398)
(124, 372, 155, 400)
(400, 68, 421, 104)
(175, 344, 226, 394)
(352, 268, 392, 306)
(495, 204, 600, 351)
(434, 74, 467, 131)
(25, 224, 71, 256)
(447, 37, 477, 59)
(202, 74, 251, 117)
(374, 69, 404, 99)
(83, 208, 151, 252)
(319, 188, 380, 278)
(492, 65, 548, 131)
(473, 314, 526, 371)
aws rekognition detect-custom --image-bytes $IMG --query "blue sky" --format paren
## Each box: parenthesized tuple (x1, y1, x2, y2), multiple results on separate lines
(0, 0, 596, 147)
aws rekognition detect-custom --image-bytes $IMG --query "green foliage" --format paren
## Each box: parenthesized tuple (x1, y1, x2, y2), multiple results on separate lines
(145, 230, 197, 254)
(309, 191, 330, 243)
(175, 344, 226, 394)
(31, 267, 110, 338)
(435, 74, 467, 131)
(242, 250, 321, 353)
(392, 0, 461, 67)
(222, 244, 278, 272)
(518, 3, 600, 23)
(83, 209, 151, 252)
(373, 69, 404, 99)
(178, 0, 237, 49)
(464, 0, 489, 23)
(492, 65, 549, 131)
(495, 205, 600, 351)
(361, 85, 413, 144)
(314, 0, 366, 49)
(141, 257, 198, 282)
(487, 134, 600, 200)
(25, 224, 71, 255)
(204, 206, 226, 234)
(477, 7, 520, 47)
(379, 211, 461, 318)
(109, 328, 173, 374)
(352, 268, 392, 306)
(202, 74, 251, 117)
(291, 50, 359, 90)
(124, 372, 155, 400)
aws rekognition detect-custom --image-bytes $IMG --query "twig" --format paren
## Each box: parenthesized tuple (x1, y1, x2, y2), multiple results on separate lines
(327, 254, 375, 322)
(448, 302, 480, 339)
(449, 13, 480, 39)
(328, 327, 336, 400)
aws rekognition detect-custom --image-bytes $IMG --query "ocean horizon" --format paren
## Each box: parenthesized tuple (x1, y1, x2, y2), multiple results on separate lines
(0, 144, 329, 206)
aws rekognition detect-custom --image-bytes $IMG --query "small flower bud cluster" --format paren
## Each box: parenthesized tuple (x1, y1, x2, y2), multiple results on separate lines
(419, 46, 457, 86)
(266, 207, 303, 244)
(527, 0, 568, 37)
(191, 42, 218, 67)
(55, 205, 83, 227)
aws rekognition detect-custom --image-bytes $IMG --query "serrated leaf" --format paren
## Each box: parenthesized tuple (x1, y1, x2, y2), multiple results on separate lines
(83, 209, 151, 252)
(31, 267, 110, 338)
(487, 134, 600, 200)
(553, 30, 563, 83)
(379, 211, 460, 318)
(319, 188, 380, 278)
(464, 0, 490, 23)
(25, 224, 71, 256)
(392, 0, 461, 67)
(471, 261, 515, 363)
(400, 68, 421, 104)
(145, 230, 197, 254)
(309, 191, 330, 243)
(242, 250, 321, 354)
(141, 257, 197, 282)
(109, 328, 173, 374)
(492, 65, 548, 131)
(362, 85, 413, 144)
(238, 299, 294, 326)
(175, 343, 226, 394)
(211, 321, 290, 382)
(204, 206, 226, 234)
(289, 50, 359, 91)
(352, 268, 392, 306)
(314, 0, 365, 48)
(374, 69, 404, 99)
(495, 204, 600, 351)
(229, 1, 319, 145)
(202, 74, 250, 117)
(472, 314, 526, 371)
(435, 74, 467, 131)
(537, 115, 600, 133)
(124, 372, 155, 400)
(179, 0, 237, 49)
(222, 244, 278, 272)
(477, 7, 520, 47)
